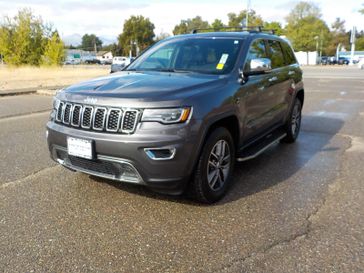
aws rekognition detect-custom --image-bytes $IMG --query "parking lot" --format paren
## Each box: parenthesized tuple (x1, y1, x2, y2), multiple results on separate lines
(0, 66, 363, 272)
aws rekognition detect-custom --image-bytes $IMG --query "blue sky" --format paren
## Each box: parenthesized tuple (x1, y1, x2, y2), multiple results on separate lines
(0, 0, 363, 44)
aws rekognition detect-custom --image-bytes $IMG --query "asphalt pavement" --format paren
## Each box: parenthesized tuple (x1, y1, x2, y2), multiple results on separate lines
(0, 66, 363, 272)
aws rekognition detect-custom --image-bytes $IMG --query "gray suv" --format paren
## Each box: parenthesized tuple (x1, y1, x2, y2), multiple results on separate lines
(47, 28, 304, 203)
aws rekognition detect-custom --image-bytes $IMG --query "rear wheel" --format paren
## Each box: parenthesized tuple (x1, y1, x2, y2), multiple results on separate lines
(188, 127, 235, 203)
(281, 98, 302, 143)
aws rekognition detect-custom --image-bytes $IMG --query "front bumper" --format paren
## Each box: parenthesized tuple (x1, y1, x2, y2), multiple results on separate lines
(46, 119, 201, 194)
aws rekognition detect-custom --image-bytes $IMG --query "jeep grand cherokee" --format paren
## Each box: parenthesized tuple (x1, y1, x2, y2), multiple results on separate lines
(47, 28, 304, 203)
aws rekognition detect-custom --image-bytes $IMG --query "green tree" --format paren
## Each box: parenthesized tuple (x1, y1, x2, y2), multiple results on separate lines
(326, 18, 349, 55)
(0, 9, 41, 65)
(101, 43, 123, 56)
(0, 8, 64, 66)
(80, 34, 102, 51)
(41, 31, 65, 65)
(285, 1, 321, 25)
(263, 21, 284, 35)
(155, 32, 171, 42)
(118, 15, 155, 56)
(227, 9, 264, 27)
(285, 2, 330, 53)
(359, 4, 364, 14)
(356, 31, 364, 50)
(211, 19, 225, 31)
(173, 16, 210, 35)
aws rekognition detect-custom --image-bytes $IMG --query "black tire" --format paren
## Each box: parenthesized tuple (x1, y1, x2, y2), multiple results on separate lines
(281, 98, 302, 143)
(188, 127, 235, 203)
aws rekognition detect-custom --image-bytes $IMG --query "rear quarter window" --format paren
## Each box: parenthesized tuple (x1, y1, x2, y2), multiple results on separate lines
(281, 42, 297, 65)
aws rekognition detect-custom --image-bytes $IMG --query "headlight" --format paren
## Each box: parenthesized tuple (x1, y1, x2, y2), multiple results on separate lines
(52, 97, 60, 110)
(141, 107, 192, 124)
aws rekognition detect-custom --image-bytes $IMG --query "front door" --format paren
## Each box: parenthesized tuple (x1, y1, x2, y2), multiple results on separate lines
(238, 39, 278, 141)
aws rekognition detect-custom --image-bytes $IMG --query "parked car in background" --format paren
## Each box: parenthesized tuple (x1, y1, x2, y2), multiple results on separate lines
(63, 59, 81, 65)
(84, 59, 101, 65)
(327, 56, 337, 65)
(358, 58, 364, 69)
(100, 59, 112, 65)
(320, 56, 328, 65)
(337, 57, 349, 65)
(110, 56, 132, 73)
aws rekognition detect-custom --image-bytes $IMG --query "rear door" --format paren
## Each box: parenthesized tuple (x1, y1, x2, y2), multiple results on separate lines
(266, 39, 292, 124)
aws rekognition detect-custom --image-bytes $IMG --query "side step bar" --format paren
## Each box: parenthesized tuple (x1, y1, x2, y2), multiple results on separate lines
(236, 131, 287, 162)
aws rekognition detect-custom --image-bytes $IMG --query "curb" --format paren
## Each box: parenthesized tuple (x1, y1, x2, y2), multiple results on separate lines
(0, 86, 64, 97)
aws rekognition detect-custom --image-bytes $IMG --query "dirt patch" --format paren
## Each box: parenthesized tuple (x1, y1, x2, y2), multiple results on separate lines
(0, 65, 110, 91)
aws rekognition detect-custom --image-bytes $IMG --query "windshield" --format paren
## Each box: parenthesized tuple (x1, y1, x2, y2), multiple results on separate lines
(127, 37, 244, 75)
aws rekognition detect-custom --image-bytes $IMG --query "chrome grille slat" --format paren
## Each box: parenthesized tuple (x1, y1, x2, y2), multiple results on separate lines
(62, 103, 72, 124)
(55, 101, 138, 134)
(93, 107, 107, 131)
(121, 110, 139, 133)
(81, 106, 94, 129)
(56, 102, 64, 122)
(71, 104, 82, 127)
(106, 109, 122, 132)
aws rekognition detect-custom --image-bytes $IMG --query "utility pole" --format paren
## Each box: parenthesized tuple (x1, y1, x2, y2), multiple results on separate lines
(314, 36, 319, 64)
(349, 26, 356, 65)
(319, 30, 323, 61)
(129, 40, 133, 58)
(246, 0, 251, 28)
(94, 38, 97, 55)
(336, 43, 342, 61)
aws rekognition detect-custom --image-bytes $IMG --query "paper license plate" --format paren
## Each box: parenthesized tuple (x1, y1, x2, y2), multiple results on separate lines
(67, 137, 93, 159)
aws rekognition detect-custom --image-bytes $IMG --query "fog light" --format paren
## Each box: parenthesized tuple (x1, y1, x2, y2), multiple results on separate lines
(144, 147, 176, 160)
(46, 130, 49, 139)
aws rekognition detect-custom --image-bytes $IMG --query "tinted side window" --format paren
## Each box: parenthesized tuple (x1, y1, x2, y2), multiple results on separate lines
(244, 39, 268, 71)
(267, 40, 285, 69)
(281, 41, 297, 65)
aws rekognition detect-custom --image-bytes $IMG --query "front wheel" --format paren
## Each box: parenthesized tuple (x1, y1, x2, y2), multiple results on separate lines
(281, 98, 302, 143)
(188, 127, 235, 203)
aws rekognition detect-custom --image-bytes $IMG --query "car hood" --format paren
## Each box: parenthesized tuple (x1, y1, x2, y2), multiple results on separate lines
(60, 71, 228, 106)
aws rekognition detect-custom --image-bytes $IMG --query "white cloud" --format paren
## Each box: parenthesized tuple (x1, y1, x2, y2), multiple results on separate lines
(0, 0, 363, 42)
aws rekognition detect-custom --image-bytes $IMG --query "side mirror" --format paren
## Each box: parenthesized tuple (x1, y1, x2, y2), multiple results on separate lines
(248, 58, 272, 75)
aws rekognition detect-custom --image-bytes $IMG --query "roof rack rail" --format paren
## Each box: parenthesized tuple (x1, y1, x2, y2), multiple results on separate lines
(190, 26, 275, 35)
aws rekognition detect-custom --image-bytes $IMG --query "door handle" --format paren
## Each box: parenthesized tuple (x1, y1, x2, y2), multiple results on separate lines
(268, 76, 278, 82)
(288, 71, 295, 76)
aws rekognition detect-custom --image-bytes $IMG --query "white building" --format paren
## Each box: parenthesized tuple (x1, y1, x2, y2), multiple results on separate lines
(96, 51, 113, 64)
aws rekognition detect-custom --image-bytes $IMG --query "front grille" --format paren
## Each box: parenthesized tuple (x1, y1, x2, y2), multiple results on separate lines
(82, 106, 93, 129)
(107, 109, 122, 132)
(55, 148, 142, 183)
(55, 101, 139, 134)
(63, 103, 72, 124)
(122, 110, 138, 133)
(69, 156, 118, 176)
(93, 108, 107, 131)
(56, 102, 64, 121)
(71, 105, 82, 126)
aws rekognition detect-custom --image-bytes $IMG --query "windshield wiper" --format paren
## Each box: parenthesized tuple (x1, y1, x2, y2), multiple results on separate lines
(154, 68, 191, 73)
